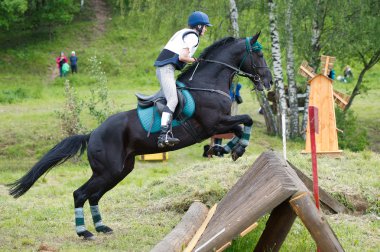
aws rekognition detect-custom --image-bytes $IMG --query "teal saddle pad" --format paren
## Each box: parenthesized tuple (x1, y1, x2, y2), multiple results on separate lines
(137, 81, 195, 133)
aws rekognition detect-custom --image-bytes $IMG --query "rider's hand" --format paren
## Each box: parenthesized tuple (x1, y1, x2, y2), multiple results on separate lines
(193, 57, 203, 63)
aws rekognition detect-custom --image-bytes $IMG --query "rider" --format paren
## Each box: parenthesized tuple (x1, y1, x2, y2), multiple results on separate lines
(154, 11, 212, 148)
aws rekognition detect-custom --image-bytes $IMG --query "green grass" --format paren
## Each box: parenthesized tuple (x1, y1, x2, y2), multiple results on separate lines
(0, 4, 379, 252)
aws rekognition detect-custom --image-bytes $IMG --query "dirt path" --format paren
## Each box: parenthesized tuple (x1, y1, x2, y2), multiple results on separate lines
(50, 0, 109, 80)
(91, 0, 109, 36)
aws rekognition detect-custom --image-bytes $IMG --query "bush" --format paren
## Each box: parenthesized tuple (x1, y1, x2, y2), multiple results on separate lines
(335, 108, 369, 151)
(56, 80, 85, 136)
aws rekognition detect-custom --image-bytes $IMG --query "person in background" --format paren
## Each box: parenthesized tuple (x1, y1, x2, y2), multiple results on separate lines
(230, 82, 243, 115)
(344, 65, 353, 79)
(70, 51, 78, 74)
(56, 52, 68, 78)
(154, 11, 212, 148)
(328, 69, 335, 80)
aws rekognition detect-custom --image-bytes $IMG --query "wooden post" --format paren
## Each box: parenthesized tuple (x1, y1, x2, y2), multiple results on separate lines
(151, 202, 209, 252)
(254, 201, 297, 252)
(289, 192, 345, 252)
(184, 204, 217, 252)
(309, 106, 320, 210)
(287, 161, 348, 214)
(323, 56, 330, 76)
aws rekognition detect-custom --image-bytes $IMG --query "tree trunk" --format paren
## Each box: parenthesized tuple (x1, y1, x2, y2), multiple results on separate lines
(268, 0, 287, 137)
(229, 0, 239, 38)
(256, 91, 277, 135)
(301, 0, 327, 139)
(345, 50, 380, 111)
(285, 0, 299, 139)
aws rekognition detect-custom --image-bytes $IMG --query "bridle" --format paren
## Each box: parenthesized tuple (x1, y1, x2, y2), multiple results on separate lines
(178, 38, 269, 143)
(188, 37, 269, 88)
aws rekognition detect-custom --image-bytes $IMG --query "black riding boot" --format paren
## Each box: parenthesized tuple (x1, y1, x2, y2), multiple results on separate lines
(157, 111, 180, 148)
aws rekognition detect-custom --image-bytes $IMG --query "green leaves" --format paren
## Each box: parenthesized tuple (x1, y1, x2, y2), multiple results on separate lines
(0, 0, 28, 29)
(0, 0, 80, 35)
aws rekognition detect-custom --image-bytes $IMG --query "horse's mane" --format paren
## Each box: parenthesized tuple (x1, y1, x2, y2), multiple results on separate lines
(178, 37, 237, 78)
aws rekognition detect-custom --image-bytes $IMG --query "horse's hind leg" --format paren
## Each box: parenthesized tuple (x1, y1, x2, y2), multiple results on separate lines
(87, 155, 135, 235)
(73, 155, 134, 240)
(73, 176, 101, 239)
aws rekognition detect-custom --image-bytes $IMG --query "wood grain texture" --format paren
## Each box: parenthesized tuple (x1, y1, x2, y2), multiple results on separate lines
(151, 202, 209, 252)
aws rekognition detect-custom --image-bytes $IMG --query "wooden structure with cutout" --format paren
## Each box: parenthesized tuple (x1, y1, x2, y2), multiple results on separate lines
(139, 152, 168, 161)
(299, 56, 343, 154)
(151, 151, 346, 252)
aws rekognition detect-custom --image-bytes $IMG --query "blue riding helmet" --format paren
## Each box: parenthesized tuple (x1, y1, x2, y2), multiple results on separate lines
(188, 11, 212, 27)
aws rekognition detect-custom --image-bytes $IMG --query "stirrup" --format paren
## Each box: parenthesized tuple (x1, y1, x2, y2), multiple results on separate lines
(158, 131, 180, 148)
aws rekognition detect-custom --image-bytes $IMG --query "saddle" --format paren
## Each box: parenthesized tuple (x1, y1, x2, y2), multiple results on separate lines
(135, 81, 195, 134)
(136, 89, 185, 119)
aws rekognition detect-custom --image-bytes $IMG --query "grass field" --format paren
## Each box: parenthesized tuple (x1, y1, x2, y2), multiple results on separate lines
(0, 6, 379, 252)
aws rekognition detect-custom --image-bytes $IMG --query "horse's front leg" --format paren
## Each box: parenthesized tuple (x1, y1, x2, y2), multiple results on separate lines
(210, 115, 253, 161)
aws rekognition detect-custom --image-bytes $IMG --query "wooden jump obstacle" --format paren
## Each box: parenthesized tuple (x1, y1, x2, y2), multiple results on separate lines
(139, 152, 168, 161)
(151, 151, 346, 252)
(299, 56, 343, 154)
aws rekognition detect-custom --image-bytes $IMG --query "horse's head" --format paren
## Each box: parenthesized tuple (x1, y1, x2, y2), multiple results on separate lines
(238, 32, 272, 91)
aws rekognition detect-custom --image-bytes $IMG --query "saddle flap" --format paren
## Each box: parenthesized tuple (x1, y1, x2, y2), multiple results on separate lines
(136, 89, 165, 108)
(136, 82, 195, 134)
(135, 88, 185, 116)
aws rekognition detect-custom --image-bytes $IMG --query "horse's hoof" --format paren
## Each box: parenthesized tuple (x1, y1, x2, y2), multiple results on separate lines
(206, 145, 226, 157)
(78, 230, 95, 240)
(231, 145, 245, 161)
(96, 225, 113, 234)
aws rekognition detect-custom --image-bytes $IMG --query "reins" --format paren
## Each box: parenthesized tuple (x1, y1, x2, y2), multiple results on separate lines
(178, 86, 231, 100)
(189, 37, 268, 86)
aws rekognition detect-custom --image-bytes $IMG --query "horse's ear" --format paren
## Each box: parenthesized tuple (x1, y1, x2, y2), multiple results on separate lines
(250, 31, 261, 45)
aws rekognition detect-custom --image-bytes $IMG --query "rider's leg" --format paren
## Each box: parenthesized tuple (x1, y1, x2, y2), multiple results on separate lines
(156, 64, 180, 147)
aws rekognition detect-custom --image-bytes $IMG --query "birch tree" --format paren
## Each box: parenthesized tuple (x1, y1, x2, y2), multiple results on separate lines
(229, 0, 239, 38)
(285, 0, 298, 138)
(268, 0, 287, 136)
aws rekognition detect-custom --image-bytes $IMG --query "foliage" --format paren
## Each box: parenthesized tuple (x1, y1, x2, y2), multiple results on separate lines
(0, 0, 27, 30)
(56, 80, 85, 136)
(0, 0, 80, 38)
(55, 56, 117, 136)
(86, 56, 114, 124)
(27, 0, 79, 35)
(335, 108, 369, 152)
(325, 0, 380, 111)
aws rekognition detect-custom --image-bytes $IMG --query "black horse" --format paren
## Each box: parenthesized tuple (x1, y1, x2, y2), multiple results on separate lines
(8, 32, 272, 239)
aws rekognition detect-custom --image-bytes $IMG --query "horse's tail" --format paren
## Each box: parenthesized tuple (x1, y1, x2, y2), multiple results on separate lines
(8, 134, 90, 198)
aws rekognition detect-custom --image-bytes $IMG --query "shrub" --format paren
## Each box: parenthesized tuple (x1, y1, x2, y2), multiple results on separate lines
(56, 80, 85, 136)
(335, 108, 369, 151)
(86, 56, 114, 124)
